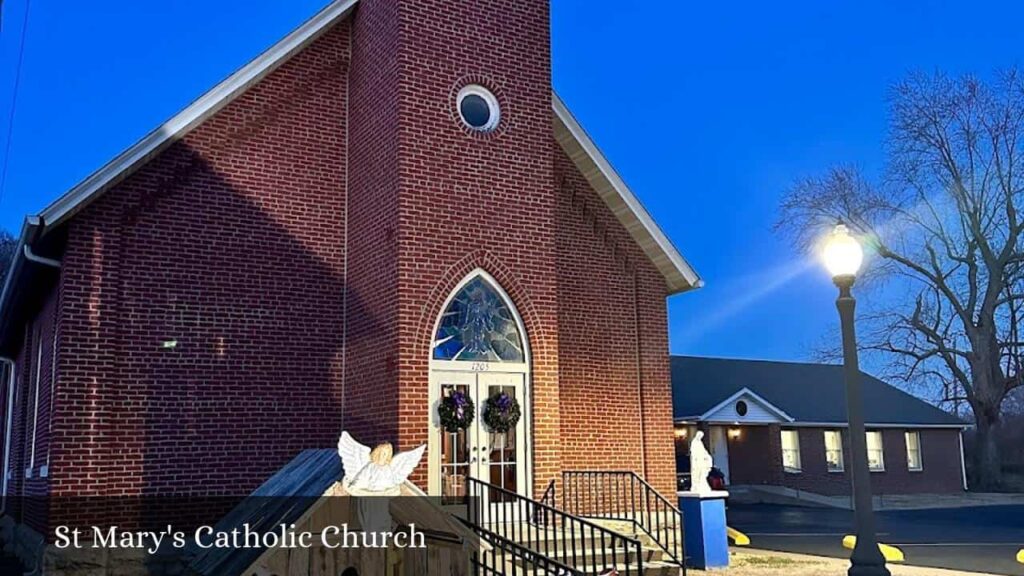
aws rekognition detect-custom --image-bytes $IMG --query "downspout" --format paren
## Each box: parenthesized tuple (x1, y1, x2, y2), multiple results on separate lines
(23, 216, 61, 270)
(632, 272, 648, 480)
(22, 245, 61, 269)
(0, 357, 13, 516)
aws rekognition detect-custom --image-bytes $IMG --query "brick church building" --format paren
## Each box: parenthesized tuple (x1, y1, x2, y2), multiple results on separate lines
(0, 0, 701, 550)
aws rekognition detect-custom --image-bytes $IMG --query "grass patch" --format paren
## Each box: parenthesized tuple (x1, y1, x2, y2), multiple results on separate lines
(735, 555, 811, 568)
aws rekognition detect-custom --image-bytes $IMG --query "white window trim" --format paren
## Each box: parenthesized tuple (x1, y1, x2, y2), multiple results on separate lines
(781, 429, 802, 473)
(905, 431, 923, 472)
(866, 431, 885, 472)
(45, 329, 57, 474)
(824, 429, 844, 473)
(426, 269, 534, 500)
(26, 335, 43, 478)
(457, 85, 500, 132)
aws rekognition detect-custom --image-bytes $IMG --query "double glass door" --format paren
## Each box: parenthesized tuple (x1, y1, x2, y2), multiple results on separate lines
(435, 370, 527, 506)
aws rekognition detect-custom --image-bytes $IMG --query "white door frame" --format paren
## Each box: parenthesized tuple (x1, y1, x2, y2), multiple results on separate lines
(708, 426, 731, 484)
(426, 269, 533, 500)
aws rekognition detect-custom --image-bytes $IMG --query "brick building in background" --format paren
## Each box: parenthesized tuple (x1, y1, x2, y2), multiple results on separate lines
(0, 0, 701, 552)
(671, 357, 968, 499)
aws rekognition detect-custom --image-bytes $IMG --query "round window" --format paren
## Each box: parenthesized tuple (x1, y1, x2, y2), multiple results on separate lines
(736, 400, 748, 417)
(457, 85, 500, 132)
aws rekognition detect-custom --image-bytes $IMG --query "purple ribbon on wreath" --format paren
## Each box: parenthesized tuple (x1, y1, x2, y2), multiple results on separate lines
(494, 392, 513, 414)
(451, 390, 469, 419)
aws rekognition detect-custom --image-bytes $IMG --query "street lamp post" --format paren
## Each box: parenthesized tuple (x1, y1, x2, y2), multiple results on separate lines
(823, 222, 891, 576)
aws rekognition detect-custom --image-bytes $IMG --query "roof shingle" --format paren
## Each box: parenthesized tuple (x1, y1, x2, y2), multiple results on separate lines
(671, 356, 965, 427)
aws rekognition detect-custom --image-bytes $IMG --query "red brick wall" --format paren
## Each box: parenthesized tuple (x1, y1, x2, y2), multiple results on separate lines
(725, 425, 964, 495)
(2, 283, 58, 533)
(342, 0, 402, 446)
(378, 0, 562, 496)
(1, 329, 30, 525)
(3, 0, 685, 532)
(50, 22, 351, 512)
(554, 150, 676, 497)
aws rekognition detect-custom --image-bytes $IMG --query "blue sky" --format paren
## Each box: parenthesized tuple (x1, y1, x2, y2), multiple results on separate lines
(1, 0, 1022, 367)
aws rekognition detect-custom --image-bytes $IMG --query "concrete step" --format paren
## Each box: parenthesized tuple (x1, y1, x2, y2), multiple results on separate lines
(492, 521, 683, 575)
(480, 515, 686, 575)
(501, 551, 680, 576)
(510, 543, 667, 566)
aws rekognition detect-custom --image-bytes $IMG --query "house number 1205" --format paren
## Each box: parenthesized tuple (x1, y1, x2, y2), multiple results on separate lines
(470, 362, 490, 372)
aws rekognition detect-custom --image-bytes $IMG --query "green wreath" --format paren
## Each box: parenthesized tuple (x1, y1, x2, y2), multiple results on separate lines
(438, 390, 474, 433)
(483, 391, 521, 433)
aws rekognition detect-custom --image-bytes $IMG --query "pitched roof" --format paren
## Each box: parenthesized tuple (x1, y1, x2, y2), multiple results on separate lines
(187, 449, 343, 576)
(671, 355, 966, 427)
(186, 448, 483, 575)
(0, 0, 700, 343)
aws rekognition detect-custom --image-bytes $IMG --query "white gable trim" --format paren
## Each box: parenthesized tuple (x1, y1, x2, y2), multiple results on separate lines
(10, 0, 701, 303)
(553, 95, 702, 295)
(37, 0, 360, 230)
(688, 387, 795, 424)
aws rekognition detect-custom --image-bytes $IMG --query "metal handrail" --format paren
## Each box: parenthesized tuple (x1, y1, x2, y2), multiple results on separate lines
(531, 478, 557, 527)
(563, 470, 687, 573)
(462, 520, 584, 576)
(465, 477, 645, 576)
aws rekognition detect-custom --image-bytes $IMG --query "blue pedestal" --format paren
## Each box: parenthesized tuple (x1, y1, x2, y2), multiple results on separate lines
(679, 491, 730, 570)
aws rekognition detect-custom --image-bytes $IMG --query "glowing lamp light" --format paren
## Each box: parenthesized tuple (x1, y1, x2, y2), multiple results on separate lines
(823, 222, 863, 279)
(728, 428, 742, 439)
(674, 427, 688, 438)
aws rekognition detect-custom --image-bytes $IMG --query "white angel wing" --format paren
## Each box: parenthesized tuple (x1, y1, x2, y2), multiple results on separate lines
(338, 432, 371, 484)
(384, 444, 426, 486)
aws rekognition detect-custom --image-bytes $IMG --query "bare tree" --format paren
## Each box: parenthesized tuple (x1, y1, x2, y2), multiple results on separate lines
(0, 229, 16, 281)
(778, 70, 1024, 490)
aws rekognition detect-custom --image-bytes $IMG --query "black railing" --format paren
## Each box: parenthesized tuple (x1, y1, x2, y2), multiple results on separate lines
(530, 478, 557, 527)
(464, 521, 584, 576)
(466, 477, 645, 576)
(563, 471, 687, 572)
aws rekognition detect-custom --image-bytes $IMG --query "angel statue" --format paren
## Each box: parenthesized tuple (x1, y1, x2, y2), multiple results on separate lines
(689, 431, 714, 494)
(337, 431, 426, 532)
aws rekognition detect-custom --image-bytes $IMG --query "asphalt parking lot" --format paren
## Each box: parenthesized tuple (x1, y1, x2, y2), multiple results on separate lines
(727, 503, 1024, 575)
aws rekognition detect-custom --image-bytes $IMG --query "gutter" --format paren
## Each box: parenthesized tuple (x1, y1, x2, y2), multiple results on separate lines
(0, 216, 62, 351)
(0, 220, 33, 318)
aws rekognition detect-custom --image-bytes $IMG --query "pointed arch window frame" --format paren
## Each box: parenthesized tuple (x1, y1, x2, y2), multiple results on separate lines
(430, 270, 530, 367)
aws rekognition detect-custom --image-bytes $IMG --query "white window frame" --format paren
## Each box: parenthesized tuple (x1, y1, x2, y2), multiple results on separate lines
(456, 84, 501, 132)
(905, 431, 923, 471)
(26, 332, 43, 479)
(866, 431, 885, 472)
(824, 429, 844, 472)
(40, 329, 57, 479)
(780, 429, 802, 473)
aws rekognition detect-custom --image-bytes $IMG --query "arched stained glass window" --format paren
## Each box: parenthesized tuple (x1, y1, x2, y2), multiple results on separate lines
(433, 276, 524, 363)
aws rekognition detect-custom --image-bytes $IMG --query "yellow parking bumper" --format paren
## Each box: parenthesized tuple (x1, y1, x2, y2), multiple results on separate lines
(842, 535, 904, 563)
(727, 526, 750, 546)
